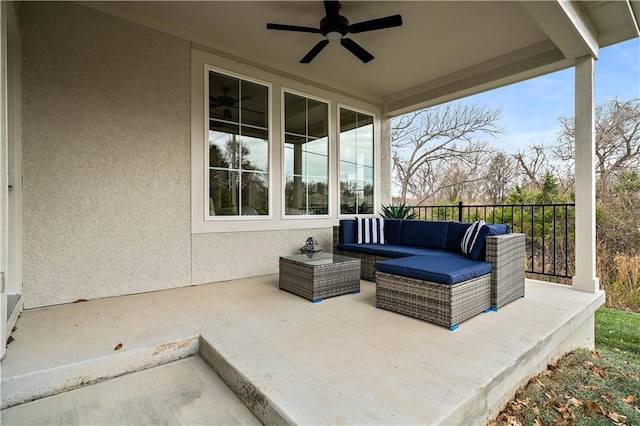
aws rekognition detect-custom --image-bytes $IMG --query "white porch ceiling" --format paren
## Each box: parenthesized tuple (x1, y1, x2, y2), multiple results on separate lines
(85, 1, 639, 115)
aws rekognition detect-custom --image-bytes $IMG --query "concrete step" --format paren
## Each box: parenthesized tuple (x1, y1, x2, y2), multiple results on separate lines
(1, 356, 261, 425)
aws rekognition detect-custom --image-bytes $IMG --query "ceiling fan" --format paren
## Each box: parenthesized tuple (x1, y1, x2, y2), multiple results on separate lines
(266, 0, 402, 64)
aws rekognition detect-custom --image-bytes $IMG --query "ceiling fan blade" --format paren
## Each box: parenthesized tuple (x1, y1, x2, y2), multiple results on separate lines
(348, 14, 403, 34)
(300, 39, 330, 63)
(324, 0, 340, 18)
(340, 38, 374, 63)
(266, 23, 321, 34)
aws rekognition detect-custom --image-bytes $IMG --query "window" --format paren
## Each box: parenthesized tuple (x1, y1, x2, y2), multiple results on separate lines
(207, 69, 269, 217)
(283, 92, 329, 216)
(339, 108, 374, 215)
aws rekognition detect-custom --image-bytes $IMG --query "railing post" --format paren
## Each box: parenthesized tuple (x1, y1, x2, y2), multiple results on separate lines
(458, 201, 463, 222)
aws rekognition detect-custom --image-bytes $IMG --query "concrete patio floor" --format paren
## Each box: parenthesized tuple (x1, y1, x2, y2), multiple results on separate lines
(1, 275, 604, 425)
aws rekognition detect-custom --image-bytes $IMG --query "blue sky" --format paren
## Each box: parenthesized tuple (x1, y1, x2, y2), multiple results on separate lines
(449, 38, 640, 154)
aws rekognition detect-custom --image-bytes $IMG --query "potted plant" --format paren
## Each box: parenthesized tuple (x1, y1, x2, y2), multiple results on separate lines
(380, 203, 418, 219)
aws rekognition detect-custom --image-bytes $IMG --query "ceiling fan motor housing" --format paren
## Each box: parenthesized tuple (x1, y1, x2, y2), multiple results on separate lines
(266, 0, 403, 63)
(320, 15, 349, 39)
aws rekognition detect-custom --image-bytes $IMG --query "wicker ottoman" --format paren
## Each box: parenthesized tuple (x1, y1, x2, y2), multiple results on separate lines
(376, 272, 491, 330)
(375, 255, 493, 330)
(279, 253, 361, 303)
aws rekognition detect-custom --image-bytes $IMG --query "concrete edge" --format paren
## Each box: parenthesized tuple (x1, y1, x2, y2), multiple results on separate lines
(198, 336, 295, 426)
(439, 289, 605, 425)
(1, 335, 200, 409)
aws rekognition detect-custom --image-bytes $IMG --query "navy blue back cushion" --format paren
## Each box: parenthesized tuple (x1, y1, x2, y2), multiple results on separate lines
(384, 219, 403, 244)
(467, 225, 491, 260)
(399, 220, 449, 249)
(446, 221, 471, 252)
(339, 219, 357, 244)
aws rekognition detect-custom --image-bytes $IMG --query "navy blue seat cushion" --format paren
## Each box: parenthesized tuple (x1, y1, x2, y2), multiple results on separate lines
(336, 243, 377, 255)
(372, 244, 447, 259)
(376, 255, 492, 285)
(399, 220, 449, 249)
(384, 219, 403, 244)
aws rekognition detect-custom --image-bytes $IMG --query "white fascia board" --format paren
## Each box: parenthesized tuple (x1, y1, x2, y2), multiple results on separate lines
(521, 0, 599, 60)
(383, 41, 568, 117)
(627, 0, 640, 37)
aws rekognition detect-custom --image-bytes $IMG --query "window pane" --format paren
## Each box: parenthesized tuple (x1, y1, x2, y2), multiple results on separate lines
(358, 114, 373, 127)
(209, 72, 240, 122)
(305, 152, 328, 179)
(209, 169, 239, 216)
(362, 177, 374, 214)
(340, 129, 357, 164)
(241, 171, 269, 215)
(340, 182, 357, 215)
(339, 108, 374, 215)
(207, 70, 270, 219)
(305, 136, 327, 156)
(284, 93, 329, 216)
(241, 80, 268, 128)
(209, 122, 240, 169)
(357, 123, 374, 167)
(284, 134, 305, 176)
(284, 175, 306, 215)
(284, 93, 306, 135)
(241, 127, 268, 172)
(340, 108, 357, 132)
(307, 177, 328, 215)
(308, 100, 328, 138)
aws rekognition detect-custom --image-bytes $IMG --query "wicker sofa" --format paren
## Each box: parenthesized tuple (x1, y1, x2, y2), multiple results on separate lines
(333, 219, 525, 329)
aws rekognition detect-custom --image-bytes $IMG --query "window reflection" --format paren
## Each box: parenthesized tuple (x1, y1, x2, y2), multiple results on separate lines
(339, 108, 374, 215)
(283, 93, 329, 216)
(208, 70, 269, 217)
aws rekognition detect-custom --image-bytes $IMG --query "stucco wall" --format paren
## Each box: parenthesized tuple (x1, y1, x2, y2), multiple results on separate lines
(19, 2, 192, 308)
(18, 3, 387, 309)
(192, 228, 333, 285)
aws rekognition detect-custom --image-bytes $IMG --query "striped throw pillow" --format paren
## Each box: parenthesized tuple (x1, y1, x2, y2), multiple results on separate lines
(357, 218, 385, 244)
(460, 220, 486, 255)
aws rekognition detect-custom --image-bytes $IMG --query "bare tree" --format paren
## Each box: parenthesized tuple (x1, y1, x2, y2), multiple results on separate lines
(392, 103, 503, 203)
(555, 97, 640, 191)
(484, 151, 517, 204)
(513, 143, 558, 190)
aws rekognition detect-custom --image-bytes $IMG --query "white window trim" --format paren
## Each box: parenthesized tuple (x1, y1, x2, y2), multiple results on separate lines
(281, 88, 332, 220)
(337, 103, 379, 219)
(191, 48, 381, 234)
(204, 65, 273, 221)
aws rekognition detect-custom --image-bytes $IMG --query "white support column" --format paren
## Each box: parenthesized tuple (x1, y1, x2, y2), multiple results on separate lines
(572, 56, 599, 293)
(0, 1, 8, 359)
(379, 117, 392, 206)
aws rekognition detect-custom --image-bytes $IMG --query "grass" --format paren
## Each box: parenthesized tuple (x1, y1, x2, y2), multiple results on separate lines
(490, 308, 640, 425)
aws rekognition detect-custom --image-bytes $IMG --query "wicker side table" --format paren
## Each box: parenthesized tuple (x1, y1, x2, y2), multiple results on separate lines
(279, 253, 361, 303)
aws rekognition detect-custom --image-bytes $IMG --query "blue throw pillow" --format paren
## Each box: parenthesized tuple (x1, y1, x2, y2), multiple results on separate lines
(357, 217, 385, 244)
(461, 220, 488, 259)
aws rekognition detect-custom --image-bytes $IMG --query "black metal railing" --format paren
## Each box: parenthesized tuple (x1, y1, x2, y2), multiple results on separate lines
(408, 202, 576, 279)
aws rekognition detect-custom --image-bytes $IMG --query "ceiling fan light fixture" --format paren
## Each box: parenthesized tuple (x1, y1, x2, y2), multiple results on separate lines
(326, 31, 342, 42)
(266, 0, 403, 64)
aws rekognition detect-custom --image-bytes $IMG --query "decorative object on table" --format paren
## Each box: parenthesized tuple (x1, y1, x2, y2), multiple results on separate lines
(380, 203, 418, 219)
(300, 237, 323, 254)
